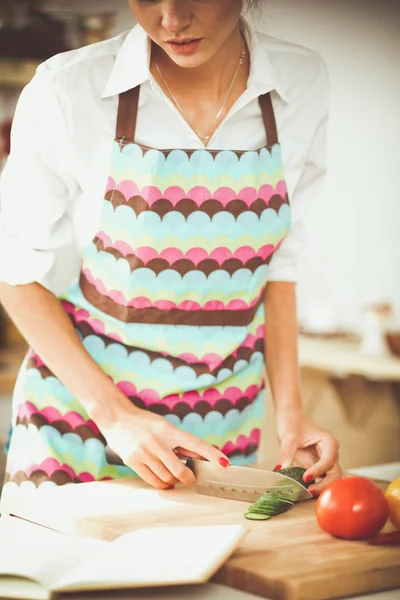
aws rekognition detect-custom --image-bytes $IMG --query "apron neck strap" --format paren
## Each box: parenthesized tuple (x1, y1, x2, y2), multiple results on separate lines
(116, 86, 279, 147)
(258, 93, 278, 147)
(116, 86, 140, 143)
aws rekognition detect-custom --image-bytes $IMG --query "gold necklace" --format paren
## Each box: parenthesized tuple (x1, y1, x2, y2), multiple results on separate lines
(155, 41, 246, 147)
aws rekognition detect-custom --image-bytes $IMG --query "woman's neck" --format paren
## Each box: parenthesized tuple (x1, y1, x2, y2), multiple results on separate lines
(150, 24, 248, 102)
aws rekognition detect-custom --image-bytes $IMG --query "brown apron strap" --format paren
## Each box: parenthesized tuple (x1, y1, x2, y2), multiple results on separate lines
(258, 93, 279, 146)
(116, 86, 140, 143)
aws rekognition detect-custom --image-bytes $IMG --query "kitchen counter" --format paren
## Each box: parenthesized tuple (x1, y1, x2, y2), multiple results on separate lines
(4, 463, 400, 600)
(298, 336, 400, 381)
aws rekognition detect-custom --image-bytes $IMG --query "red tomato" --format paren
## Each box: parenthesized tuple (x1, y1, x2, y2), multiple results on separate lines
(316, 477, 388, 540)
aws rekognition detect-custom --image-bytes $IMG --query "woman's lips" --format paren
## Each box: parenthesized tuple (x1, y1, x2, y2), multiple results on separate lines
(167, 39, 203, 55)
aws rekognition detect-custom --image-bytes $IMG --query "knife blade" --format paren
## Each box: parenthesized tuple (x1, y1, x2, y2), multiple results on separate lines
(187, 459, 312, 502)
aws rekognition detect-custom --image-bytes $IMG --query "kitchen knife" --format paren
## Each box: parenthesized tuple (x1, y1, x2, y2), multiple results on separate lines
(186, 459, 313, 502)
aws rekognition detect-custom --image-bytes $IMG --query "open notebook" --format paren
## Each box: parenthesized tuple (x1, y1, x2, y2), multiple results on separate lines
(0, 518, 246, 600)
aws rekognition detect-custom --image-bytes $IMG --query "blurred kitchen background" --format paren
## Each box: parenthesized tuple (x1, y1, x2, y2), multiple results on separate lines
(0, 0, 399, 483)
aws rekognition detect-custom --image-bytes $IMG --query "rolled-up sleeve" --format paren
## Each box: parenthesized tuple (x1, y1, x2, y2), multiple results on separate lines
(0, 63, 79, 292)
(268, 58, 329, 283)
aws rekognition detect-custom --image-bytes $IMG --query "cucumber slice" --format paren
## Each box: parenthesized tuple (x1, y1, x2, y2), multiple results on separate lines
(244, 513, 272, 521)
(246, 491, 295, 521)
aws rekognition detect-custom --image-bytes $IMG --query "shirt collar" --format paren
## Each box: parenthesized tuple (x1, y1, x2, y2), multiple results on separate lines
(102, 25, 151, 98)
(102, 21, 290, 103)
(241, 19, 290, 103)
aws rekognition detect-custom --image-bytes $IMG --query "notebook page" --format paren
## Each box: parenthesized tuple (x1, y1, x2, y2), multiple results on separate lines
(0, 518, 106, 590)
(0, 576, 49, 600)
(56, 524, 246, 592)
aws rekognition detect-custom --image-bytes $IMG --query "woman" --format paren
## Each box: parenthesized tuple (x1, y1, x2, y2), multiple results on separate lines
(0, 0, 342, 507)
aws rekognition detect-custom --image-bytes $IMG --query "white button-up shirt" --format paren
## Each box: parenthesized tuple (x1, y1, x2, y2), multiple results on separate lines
(0, 21, 328, 294)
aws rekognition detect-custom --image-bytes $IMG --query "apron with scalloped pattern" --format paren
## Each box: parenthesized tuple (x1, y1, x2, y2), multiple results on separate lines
(4, 87, 290, 488)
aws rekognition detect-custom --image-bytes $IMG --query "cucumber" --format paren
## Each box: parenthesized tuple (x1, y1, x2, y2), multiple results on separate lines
(275, 466, 315, 488)
(244, 513, 272, 521)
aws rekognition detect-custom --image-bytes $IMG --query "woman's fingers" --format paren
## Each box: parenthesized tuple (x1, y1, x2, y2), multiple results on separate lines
(175, 430, 230, 467)
(303, 435, 338, 481)
(308, 462, 343, 496)
(293, 447, 318, 470)
(131, 462, 176, 490)
(143, 452, 179, 486)
(156, 444, 197, 485)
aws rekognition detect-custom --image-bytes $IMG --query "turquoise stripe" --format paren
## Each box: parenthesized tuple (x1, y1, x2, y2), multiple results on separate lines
(230, 451, 259, 466)
(97, 202, 290, 244)
(112, 144, 283, 181)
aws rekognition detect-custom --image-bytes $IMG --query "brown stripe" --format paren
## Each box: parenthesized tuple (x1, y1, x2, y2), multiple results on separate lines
(6, 469, 76, 487)
(94, 240, 271, 276)
(75, 320, 264, 360)
(128, 395, 254, 420)
(228, 442, 258, 459)
(75, 321, 264, 377)
(27, 358, 54, 379)
(105, 191, 288, 219)
(28, 325, 264, 382)
(80, 273, 264, 327)
(16, 415, 106, 444)
(7, 469, 49, 487)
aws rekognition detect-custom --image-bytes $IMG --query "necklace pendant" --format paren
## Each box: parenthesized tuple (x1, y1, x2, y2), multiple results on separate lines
(203, 136, 210, 145)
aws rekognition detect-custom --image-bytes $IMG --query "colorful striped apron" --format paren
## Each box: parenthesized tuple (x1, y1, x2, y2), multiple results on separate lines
(4, 87, 291, 488)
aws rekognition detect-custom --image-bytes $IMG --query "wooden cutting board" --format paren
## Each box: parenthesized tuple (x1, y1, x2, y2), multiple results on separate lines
(5, 478, 400, 600)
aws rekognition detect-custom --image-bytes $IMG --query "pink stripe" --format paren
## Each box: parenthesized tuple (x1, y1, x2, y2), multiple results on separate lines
(96, 231, 113, 247)
(222, 428, 261, 456)
(77, 472, 96, 483)
(25, 457, 61, 478)
(238, 326, 265, 352)
(177, 352, 222, 371)
(117, 381, 262, 410)
(62, 301, 109, 338)
(97, 244, 277, 267)
(106, 176, 116, 194)
(110, 181, 287, 207)
(17, 402, 101, 435)
(110, 241, 135, 257)
(116, 180, 140, 200)
(274, 180, 288, 198)
(83, 269, 263, 312)
(29, 354, 46, 369)
(7, 457, 75, 481)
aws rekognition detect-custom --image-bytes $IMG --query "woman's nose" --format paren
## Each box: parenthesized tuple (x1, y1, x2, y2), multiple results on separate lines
(161, 1, 192, 34)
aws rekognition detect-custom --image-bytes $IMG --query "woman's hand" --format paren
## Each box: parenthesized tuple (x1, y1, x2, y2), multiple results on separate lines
(274, 407, 343, 496)
(100, 401, 230, 490)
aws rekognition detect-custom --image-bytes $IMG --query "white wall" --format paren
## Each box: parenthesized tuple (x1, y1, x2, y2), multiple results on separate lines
(44, 0, 400, 329)
(262, 0, 400, 329)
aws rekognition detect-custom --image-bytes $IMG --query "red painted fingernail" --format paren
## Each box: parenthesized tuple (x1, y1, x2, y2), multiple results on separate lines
(311, 490, 318, 497)
(273, 464, 282, 472)
(166, 484, 175, 490)
(304, 474, 314, 483)
(219, 457, 230, 468)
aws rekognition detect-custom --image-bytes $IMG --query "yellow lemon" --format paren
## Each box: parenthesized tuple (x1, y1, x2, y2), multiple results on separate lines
(385, 477, 400, 529)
